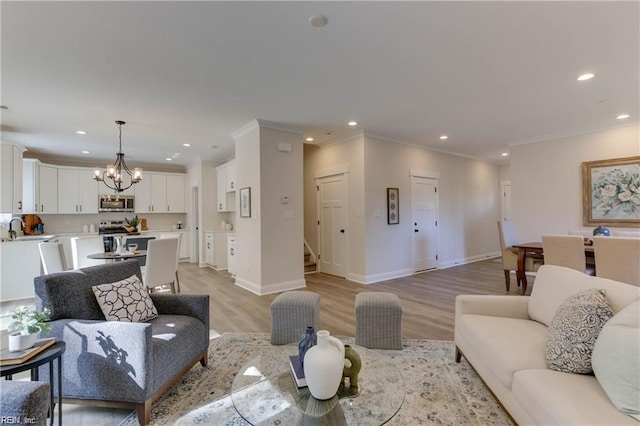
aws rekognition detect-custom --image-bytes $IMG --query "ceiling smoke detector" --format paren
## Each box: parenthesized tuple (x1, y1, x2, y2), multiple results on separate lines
(309, 14, 328, 28)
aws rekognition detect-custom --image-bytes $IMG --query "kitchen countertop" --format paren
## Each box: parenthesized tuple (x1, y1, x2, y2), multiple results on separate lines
(1, 228, 191, 243)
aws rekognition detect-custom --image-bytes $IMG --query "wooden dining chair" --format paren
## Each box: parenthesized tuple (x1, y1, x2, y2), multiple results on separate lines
(497, 221, 543, 292)
(594, 236, 640, 286)
(542, 234, 593, 274)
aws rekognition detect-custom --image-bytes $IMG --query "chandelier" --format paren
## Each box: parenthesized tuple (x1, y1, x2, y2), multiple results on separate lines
(93, 120, 142, 193)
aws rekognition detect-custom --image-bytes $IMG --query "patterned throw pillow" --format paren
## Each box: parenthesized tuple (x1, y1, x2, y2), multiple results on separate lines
(545, 288, 614, 374)
(92, 274, 158, 322)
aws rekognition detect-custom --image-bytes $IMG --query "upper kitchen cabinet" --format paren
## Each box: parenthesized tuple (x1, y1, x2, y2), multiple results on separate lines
(216, 161, 236, 212)
(23, 161, 59, 214)
(58, 167, 99, 214)
(1, 143, 25, 214)
(135, 172, 185, 213)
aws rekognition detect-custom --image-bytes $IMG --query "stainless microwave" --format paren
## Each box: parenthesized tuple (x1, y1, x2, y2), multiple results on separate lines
(99, 195, 135, 212)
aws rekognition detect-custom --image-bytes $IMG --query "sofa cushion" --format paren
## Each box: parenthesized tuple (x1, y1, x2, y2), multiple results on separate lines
(545, 288, 613, 374)
(592, 300, 640, 421)
(93, 274, 158, 322)
(456, 314, 548, 388)
(528, 265, 640, 327)
(512, 369, 638, 425)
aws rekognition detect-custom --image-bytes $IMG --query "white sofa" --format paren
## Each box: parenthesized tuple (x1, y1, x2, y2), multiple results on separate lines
(455, 265, 640, 425)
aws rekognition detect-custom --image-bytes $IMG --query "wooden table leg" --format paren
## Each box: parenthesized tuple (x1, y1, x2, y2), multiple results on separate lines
(517, 248, 528, 295)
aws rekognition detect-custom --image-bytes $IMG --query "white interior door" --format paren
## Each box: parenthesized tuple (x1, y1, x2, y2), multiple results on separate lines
(412, 177, 438, 272)
(500, 181, 512, 221)
(317, 174, 347, 278)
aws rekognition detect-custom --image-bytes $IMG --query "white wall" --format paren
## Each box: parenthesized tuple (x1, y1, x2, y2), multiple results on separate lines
(511, 124, 640, 242)
(233, 120, 305, 295)
(304, 134, 502, 283)
(363, 136, 501, 278)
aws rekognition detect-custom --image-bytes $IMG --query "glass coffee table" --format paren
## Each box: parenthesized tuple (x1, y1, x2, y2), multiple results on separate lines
(231, 343, 405, 425)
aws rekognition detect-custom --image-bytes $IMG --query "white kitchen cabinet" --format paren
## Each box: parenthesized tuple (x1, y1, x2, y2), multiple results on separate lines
(227, 234, 236, 276)
(205, 232, 228, 270)
(38, 165, 59, 214)
(225, 161, 236, 192)
(1, 143, 24, 214)
(0, 240, 42, 300)
(57, 167, 99, 214)
(205, 232, 214, 265)
(216, 162, 236, 212)
(23, 161, 58, 214)
(166, 175, 186, 212)
(136, 173, 185, 213)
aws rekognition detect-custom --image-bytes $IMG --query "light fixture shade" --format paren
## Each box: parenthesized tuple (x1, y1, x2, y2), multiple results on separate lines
(93, 121, 142, 192)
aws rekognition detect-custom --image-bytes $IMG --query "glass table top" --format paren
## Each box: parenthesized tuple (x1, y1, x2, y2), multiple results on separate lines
(231, 343, 405, 425)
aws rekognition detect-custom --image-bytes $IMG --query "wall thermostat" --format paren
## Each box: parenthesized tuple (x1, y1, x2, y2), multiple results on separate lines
(281, 196, 290, 204)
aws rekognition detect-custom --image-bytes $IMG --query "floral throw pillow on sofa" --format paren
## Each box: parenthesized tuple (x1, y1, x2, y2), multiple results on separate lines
(545, 288, 614, 374)
(93, 274, 158, 322)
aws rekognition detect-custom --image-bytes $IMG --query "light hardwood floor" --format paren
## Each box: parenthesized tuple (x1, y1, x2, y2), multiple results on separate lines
(179, 258, 529, 341)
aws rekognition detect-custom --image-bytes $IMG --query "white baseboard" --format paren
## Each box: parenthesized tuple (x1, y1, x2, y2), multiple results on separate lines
(348, 268, 414, 285)
(438, 252, 501, 269)
(234, 277, 306, 296)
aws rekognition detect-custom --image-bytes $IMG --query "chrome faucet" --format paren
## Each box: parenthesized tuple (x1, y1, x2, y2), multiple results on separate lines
(8, 217, 25, 239)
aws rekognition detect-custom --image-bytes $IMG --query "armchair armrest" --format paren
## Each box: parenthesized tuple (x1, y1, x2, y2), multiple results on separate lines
(455, 295, 531, 321)
(150, 294, 209, 327)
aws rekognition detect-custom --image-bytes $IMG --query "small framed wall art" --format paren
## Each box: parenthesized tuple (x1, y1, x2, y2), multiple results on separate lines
(387, 188, 399, 225)
(240, 187, 251, 218)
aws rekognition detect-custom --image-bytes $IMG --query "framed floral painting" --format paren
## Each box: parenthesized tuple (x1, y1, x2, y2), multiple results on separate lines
(582, 156, 640, 226)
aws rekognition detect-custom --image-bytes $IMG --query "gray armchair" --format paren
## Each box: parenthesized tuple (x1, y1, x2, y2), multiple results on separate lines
(34, 260, 209, 425)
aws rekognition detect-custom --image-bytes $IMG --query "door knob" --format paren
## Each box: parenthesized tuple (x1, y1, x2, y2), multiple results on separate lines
(340, 229, 345, 233)
(414, 229, 419, 232)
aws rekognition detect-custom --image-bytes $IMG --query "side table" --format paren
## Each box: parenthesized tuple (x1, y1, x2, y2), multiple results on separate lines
(1, 341, 66, 426)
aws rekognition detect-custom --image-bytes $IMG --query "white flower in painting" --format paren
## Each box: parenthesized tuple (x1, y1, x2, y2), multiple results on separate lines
(618, 191, 633, 202)
(600, 184, 618, 198)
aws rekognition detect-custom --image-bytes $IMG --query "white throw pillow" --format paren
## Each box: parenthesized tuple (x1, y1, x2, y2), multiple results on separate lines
(545, 288, 614, 374)
(592, 300, 640, 421)
(93, 274, 158, 322)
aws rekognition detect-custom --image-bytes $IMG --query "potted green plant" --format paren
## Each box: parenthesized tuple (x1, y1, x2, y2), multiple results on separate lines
(124, 215, 140, 232)
(7, 305, 51, 352)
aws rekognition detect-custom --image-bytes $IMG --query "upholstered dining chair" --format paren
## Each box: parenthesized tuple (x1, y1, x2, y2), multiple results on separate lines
(594, 236, 640, 286)
(542, 234, 593, 274)
(497, 220, 543, 292)
(143, 237, 180, 293)
(71, 236, 106, 269)
(38, 242, 68, 274)
(158, 233, 181, 292)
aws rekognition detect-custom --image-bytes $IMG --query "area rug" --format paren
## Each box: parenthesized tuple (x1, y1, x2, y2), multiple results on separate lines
(122, 333, 511, 425)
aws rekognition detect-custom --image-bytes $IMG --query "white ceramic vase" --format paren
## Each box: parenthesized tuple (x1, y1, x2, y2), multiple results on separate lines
(303, 330, 345, 400)
(8, 332, 36, 352)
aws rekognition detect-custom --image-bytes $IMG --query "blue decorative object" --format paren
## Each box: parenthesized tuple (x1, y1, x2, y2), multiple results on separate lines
(593, 226, 611, 237)
(298, 326, 317, 366)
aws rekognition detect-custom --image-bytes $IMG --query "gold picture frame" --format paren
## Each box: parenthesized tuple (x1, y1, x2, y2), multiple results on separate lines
(582, 156, 640, 227)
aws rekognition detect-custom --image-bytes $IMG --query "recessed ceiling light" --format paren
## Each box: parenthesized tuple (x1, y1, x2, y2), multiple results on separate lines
(81, 150, 90, 154)
(183, 143, 191, 147)
(501, 152, 509, 157)
(76, 130, 87, 135)
(616, 114, 630, 120)
(305, 137, 314, 142)
(577, 73, 595, 81)
(309, 14, 328, 28)
(165, 158, 172, 161)
(439, 135, 448, 140)
(348, 121, 358, 126)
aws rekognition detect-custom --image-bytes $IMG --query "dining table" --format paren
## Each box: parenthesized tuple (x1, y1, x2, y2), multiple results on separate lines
(512, 242, 594, 294)
(87, 250, 147, 261)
